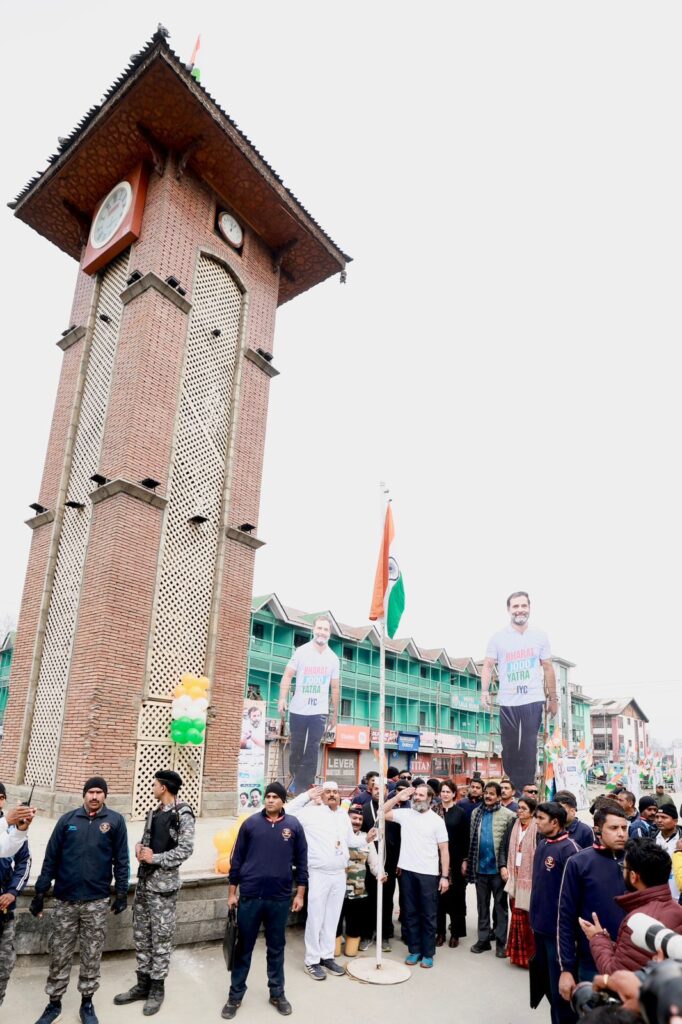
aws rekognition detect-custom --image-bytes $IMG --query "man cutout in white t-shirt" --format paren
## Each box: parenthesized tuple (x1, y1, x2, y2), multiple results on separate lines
(278, 616, 340, 794)
(481, 591, 557, 794)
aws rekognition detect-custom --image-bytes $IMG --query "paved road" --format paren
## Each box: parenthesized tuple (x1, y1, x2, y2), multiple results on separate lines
(7, 892, 538, 1024)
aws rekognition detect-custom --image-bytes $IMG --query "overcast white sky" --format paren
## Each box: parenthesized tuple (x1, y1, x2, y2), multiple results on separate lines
(1, 2, 680, 743)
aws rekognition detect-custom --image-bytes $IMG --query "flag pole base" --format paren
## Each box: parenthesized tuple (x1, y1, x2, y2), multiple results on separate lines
(346, 958, 411, 985)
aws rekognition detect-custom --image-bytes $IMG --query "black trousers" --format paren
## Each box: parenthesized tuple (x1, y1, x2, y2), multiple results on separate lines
(499, 701, 544, 793)
(436, 871, 467, 938)
(400, 870, 439, 959)
(288, 713, 326, 793)
(229, 897, 290, 1003)
(532, 933, 577, 1024)
(362, 866, 397, 940)
(474, 873, 508, 947)
(337, 896, 369, 938)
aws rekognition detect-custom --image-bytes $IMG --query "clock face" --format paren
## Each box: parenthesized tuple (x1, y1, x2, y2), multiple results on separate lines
(218, 211, 243, 249)
(90, 181, 133, 250)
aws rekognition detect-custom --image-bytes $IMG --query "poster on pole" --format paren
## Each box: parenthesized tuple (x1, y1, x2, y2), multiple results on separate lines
(626, 762, 641, 802)
(237, 700, 266, 811)
(555, 757, 589, 810)
(653, 765, 664, 787)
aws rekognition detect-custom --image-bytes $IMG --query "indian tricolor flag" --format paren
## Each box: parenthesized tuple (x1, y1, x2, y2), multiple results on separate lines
(369, 504, 405, 638)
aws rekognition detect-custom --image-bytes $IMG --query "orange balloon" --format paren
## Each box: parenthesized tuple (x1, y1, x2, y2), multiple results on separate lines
(181, 673, 197, 688)
(197, 676, 210, 690)
(189, 685, 204, 700)
(212, 829, 234, 854)
(216, 854, 230, 875)
(173, 685, 186, 698)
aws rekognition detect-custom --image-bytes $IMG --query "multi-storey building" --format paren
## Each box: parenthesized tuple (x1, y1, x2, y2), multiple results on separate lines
(590, 698, 649, 760)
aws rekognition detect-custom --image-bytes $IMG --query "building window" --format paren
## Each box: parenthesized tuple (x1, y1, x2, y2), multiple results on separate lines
(341, 698, 352, 717)
(618, 717, 624, 727)
(419, 711, 426, 727)
(420, 665, 428, 679)
(386, 656, 395, 670)
(293, 633, 308, 648)
(342, 645, 354, 662)
(252, 621, 265, 640)
(384, 705, 393, 723)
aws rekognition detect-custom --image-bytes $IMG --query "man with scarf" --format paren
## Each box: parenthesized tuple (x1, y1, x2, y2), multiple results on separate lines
(115, 770, 195, 1015)
(384, 783, 449, 969)
(465, 780, 515, 957)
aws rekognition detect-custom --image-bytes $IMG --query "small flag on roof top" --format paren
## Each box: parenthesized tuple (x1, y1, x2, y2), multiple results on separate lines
(369, 504, 405, 639)
(189, 34, 201, 81)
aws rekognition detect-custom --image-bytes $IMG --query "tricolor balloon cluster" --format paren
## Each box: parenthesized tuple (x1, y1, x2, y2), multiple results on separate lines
(170, 674, 210, 745)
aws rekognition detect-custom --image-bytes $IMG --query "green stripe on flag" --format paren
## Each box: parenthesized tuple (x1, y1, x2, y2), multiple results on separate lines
(386, 572, 405, 639)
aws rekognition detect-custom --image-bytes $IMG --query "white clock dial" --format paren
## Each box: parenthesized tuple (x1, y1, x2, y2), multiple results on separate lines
(218, 211, 243, 249)
(90, 181, 133, 250)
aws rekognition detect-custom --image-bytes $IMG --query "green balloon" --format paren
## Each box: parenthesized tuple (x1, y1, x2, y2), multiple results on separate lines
(177, 716, 193, 729)
(191, 718, 206, 732)
(186, 728, 204, 745)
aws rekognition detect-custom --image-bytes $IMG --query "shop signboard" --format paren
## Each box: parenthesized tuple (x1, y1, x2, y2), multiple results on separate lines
(330, 724, 370, 750)
(398, 732, 420, 752)
(326, 749, 359, 790)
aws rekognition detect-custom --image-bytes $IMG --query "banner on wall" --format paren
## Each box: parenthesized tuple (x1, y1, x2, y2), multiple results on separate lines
(237, 700, 266, 812)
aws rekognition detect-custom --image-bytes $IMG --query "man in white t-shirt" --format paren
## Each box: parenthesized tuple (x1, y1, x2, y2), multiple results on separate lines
(279, 617, 340, 794)
(482, 592, 557, 794)
(384, 784, 449, 968)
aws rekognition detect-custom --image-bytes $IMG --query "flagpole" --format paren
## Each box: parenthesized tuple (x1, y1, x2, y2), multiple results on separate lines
(375, 614, 386, 969)
(347, 485, 409, 985)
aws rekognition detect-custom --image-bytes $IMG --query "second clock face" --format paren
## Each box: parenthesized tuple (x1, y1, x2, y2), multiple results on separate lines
(90, 181, 133, 250)
(218, 211, 243, 249)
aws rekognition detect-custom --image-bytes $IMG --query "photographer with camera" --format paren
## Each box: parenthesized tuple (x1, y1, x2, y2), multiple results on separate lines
(579, 840, 682, 975)
(558, 804, 629, 1005)
(0, 782, 33, 1007)
(586, 913, 682, 1023)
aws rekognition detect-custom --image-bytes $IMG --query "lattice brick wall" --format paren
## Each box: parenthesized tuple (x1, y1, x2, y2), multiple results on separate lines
(26, 252, 130, 787)
(133, 255, 242, 816)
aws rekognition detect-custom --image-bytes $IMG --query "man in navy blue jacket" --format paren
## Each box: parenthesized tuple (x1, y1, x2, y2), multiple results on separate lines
(529, 801, 581, 1024)
(30, 777, 129, 1024)
(555, 791, 594, 849)
(557, 804, 628, 1006)
(223, 781, 308, 1020)
(0, 783, 32, 1006)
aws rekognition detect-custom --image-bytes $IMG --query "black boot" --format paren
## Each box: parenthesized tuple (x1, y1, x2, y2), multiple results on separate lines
(114, 972, 151, 1005)
(143, 980, 165, 1016)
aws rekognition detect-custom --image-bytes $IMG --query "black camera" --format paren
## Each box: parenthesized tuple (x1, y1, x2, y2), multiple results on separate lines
(639, 960, 682, 1024)
(571, 981, 621, 1018)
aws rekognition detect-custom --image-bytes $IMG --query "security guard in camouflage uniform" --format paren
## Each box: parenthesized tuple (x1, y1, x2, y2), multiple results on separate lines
(30, 776, 129, 1024)
(114, 769, 195, 1016)
(0, 782, 33, 1006)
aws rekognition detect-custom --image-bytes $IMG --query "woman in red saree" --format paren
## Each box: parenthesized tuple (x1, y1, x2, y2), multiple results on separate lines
(503, 796, 537, 967)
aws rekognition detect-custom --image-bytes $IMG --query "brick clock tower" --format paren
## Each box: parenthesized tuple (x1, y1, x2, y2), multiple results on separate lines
(1, 29, 349, 817)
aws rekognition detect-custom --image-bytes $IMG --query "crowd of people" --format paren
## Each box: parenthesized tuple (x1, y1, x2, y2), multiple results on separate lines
(2, 770, 682, 1023)
(222, 768, 682, 1023)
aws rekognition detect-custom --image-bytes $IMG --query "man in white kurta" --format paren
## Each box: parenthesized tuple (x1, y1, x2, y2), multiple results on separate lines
(288, 782, 374, 980)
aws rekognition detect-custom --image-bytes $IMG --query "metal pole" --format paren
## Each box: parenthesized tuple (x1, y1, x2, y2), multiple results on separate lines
(375, 615, 386, 968)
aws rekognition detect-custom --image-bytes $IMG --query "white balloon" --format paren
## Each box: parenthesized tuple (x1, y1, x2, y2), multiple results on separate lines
(193, 697, 209, 714)
(175, 695, 192, 716)
(171, 699, 185, 720)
